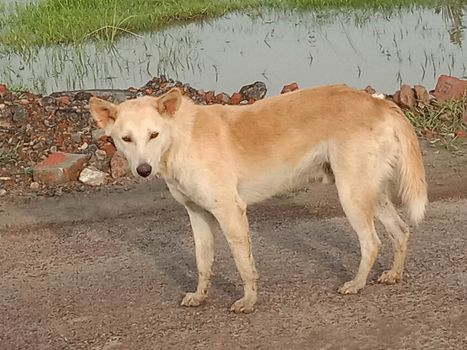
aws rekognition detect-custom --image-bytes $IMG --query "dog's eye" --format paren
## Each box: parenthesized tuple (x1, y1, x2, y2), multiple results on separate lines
(122, 136, 132, 143)
(149, 131, 159, 140)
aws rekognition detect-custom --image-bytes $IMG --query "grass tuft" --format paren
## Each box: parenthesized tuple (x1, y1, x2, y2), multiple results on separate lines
(405, 96, 467, 149)
(0, 142, 21, 165)
(0, 0, 465, 49)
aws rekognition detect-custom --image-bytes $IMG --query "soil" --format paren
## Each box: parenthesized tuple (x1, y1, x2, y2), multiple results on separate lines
(0, 140, 466, 350)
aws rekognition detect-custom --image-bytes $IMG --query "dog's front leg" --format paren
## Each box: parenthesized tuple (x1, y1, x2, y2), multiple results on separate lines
(181, 204, 217, 307)
(212, 199, 258, 313)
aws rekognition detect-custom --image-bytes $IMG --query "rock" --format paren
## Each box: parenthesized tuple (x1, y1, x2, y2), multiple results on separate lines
(57, 95, 71, 107)
(230, 92, 243, 105)
(39, 96, 56, 107)
(363, 85, 376, 94)
(215, 93, 230, 105)
(110, 151, 131, 178)
(30, 182, 40, 190)
(399, 85, 416, 109)
(414, 85, 430, 107)
(71, 133, 82, 143)
(433, 75, 467, 101)
(239, 81, 267, 100)
(74, 91, 92, 101)
(79, 166, 107, 186)
(12, 106, 29, 122)
(92, 128, 106, 142)
(92, 149, 111, 172)
(33, 152, 91, 184)
(281, 82, 299, 94)
(0, 189, 6, 196)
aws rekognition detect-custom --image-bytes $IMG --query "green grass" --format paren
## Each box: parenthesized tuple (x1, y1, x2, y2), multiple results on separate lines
(0, 0, 464, 49)
(0, 142, 21, 165)
(405, 96, 467, 150)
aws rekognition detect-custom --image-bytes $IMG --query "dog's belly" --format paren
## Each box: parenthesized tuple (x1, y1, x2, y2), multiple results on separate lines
(237, 161, 332, 205)
(237, 143, 332, 204)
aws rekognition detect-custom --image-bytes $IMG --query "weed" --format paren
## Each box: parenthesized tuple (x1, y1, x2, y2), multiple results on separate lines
(405, 96, 467, 149)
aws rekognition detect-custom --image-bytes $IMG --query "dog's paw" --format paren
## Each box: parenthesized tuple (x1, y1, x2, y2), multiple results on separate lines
(338, 280, 365, 295)
(180, 292, 206, 307)
(378, 270, 402, 285)
(230, 297, 256, 314)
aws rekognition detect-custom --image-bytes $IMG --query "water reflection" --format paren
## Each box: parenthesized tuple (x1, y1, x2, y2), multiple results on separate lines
(0, 5, 466, 95)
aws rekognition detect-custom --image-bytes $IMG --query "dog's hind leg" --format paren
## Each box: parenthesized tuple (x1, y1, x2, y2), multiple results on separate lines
(211, 197, 258, 313)
(375, 191, 410, 285)
(181, 203, 218, 307)
(334, 172, 382, 295)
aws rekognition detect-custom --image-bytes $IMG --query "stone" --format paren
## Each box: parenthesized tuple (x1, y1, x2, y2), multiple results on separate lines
(239, 81, 267, 101)
(363, 85, 376, 94)
(71, 133, 82, 143)
(57, 95, 71, 107)
(0, 189, 6, 196)
(230, 92, 243, 105)
(399, 85, 416, 109)
(110, 151, 131, 178)
(92, 128, 106, 142)
(281, 82, 299, 94)
(79, 166, 107, 186)
(74, 91, 92, 101)
(414, 85, 430, 106)
(433, 75, 467, 101)
(39, 96, 56, 107)
(33, 152, 91, 184)
(12, 106, 29, 122)
(30, 182, 40, 190)
(215, 93, 230, 105)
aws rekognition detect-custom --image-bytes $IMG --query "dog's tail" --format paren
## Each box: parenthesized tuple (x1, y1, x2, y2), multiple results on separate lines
(394, 108, 428, 226)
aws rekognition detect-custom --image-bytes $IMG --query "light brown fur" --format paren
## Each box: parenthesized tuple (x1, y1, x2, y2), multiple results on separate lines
(90, 84, 428, 313)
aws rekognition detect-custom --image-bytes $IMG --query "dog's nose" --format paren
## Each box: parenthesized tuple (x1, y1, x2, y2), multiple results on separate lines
(136, 163, 152, 178)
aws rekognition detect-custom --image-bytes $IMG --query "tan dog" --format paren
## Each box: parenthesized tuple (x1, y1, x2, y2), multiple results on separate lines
(90, 85, 427, 313)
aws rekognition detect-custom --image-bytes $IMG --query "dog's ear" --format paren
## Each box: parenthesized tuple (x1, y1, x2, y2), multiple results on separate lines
(89, 97, 117, 134)
(156, 88, 182, 118)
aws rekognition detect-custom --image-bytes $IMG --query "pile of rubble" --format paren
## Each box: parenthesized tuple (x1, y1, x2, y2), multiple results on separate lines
(0, 75, 465, 198)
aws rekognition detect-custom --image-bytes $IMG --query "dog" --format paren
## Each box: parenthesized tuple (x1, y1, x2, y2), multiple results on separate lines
(89, 84, 427, 313)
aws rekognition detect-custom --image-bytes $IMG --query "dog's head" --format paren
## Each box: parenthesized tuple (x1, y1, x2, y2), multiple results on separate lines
(89, 88, 182, 179)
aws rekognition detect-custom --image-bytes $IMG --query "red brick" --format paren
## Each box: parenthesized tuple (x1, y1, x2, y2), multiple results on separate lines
(204, 91, 215, 104)
(230, 92, 242, 105)
(281, 82, 299, 94)
(399, 84, 416, 109)
(110, 151, 131, 178)
(33, 152, 91, 184)
(100, 142, 116, 157)
(0, 84, 7, 97)
(433, 75, 467, 101)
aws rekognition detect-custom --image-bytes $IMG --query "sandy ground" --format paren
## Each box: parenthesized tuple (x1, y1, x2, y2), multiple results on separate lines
(0, 142, 466, 350)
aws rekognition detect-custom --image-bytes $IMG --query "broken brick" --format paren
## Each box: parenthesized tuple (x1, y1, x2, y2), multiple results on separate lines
(33, 152, 91, 184)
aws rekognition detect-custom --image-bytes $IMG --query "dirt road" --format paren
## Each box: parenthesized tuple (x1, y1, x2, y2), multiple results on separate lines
(0, 144, 466, 350)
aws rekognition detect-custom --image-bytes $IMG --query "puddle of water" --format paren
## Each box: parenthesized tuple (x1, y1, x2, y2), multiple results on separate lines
(0, 6, 466, 95)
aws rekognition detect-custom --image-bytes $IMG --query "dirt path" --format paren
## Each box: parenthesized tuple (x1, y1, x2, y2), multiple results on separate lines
(0, 143, 466, 350)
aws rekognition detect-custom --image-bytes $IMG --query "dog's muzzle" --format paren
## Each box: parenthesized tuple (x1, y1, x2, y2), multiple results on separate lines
(136, 163, 152, 178)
